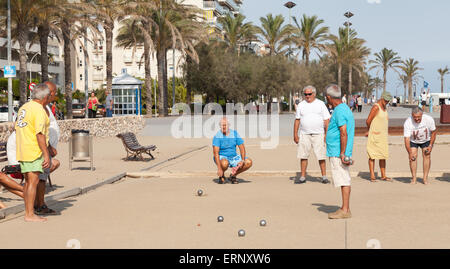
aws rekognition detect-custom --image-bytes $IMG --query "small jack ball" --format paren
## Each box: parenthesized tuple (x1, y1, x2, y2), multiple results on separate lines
(217, 216, 224, 222)
(197, 190, 203, 196)
(238, 229, 245, 237)
(260, 220, 267, 226)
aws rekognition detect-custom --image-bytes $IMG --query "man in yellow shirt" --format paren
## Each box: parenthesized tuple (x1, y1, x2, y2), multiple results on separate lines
(15, 83, 51, 222)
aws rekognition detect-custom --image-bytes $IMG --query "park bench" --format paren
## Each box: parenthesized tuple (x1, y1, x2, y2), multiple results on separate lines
(0, 142, 53, 187)
(116, 132, 156, 161)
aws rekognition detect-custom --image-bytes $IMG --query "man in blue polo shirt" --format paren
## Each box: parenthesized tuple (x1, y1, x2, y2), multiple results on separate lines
(213, 117, 253, 184)
(325, 84, 355, 219)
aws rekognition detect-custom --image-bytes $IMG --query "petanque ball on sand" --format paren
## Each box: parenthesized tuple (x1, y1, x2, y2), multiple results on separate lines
(217, 216, 224, 222)
(259, 220, 267, 226)
(238, 229, 245, 237)
(197, 189, 203, 196)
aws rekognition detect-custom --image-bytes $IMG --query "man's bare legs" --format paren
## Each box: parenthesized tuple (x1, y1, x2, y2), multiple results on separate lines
(0, 173, 24, 198)
(35, 159, 60, 208)
(23, 172, 46, 222)
(341, 186, 351, 213)
(379, 159, 391, 181)
(422, 148, 431, 185)
(409, 148, 418, 184)
(319, 160, 326, 177)
(232, 158, 253, 177)
(219, 159, 229, 177)
(300, 159, 308, 178)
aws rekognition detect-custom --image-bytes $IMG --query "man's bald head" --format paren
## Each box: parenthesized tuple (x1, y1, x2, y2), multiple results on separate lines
(220, 117, 229, 135)
(44, 81, 57, 103)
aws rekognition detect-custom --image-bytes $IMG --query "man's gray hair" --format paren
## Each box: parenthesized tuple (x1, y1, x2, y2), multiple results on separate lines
(303, 85, 316, 94)
(412, 106, 423, 114)
(324, 84, 341, 99)
(31, 83, 51, 100)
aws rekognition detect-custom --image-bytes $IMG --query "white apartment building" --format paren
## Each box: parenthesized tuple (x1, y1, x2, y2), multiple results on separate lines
(0, 37, 64, 88)
(73, 0, 243, 93)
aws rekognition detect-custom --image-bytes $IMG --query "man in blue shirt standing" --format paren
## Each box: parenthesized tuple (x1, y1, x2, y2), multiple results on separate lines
(213, 117, 253, 184)
(325, 84, 355, 219)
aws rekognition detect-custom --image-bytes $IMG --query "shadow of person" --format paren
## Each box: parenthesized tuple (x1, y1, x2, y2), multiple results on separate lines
(435, 173, 450, 183)
(357, 171, 379, 181)
(311, 203, 340, 214)
(392, 177, 413, 184)
(45, 199, 77, 215)
(211, 178, 252, 184)
(44, 184, 64, 195)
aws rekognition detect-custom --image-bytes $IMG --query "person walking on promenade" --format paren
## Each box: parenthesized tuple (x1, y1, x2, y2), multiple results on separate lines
(404, 107, 437, 185)
(357, 95, 363, 112)
(88, 92, 99, 118)
(293, 86, 331, 184)
(213, 117, 253, 184)
(15, 83, 51, 222)
(324, 84, 355, 219)
(366, 92, 392, 182)
(105, 90, 113, 117)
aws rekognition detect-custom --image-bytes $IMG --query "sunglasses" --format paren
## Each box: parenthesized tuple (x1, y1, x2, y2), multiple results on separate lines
(304, 93, 313, 96)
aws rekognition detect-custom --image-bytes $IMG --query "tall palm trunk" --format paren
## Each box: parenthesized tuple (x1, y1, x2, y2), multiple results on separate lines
(305, 49, 310, 66)
(62, 19, 73, 119)
(105, 25, 114, 94)
(382, 69, 387, 95)
(403, 81, 407, 104)
(348, 64, 353, 99)
(38, 24, 50, 82)
(408, 78, 413, 104)
(441, 76, 444, 93)
(17, 26, 28, 106)
(144, 39, 152, 115)
(337, 63, 342, 91)
(157, 45, 168, 116)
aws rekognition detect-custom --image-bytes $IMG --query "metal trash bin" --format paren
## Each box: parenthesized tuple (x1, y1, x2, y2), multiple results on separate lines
(69, 129, 94, 170)
(440, 105, 450, 124)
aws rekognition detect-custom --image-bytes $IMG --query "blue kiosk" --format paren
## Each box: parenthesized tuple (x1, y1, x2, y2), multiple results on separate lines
(111, 69, 143, 116)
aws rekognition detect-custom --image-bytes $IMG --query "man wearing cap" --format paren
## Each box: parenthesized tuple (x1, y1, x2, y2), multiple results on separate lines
(365, 92, 392, 182)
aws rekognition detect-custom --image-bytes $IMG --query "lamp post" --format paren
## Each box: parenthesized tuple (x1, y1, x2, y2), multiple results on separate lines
(29, 52, 40, 84)
(284, 1, 296, 112)
(7, 0, 12, 121)
(344, 11, 354, 43)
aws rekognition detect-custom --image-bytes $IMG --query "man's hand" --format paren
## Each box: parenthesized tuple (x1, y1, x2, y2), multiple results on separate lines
(49, 146, 57, 157)
(294, 134, 299, 144)
(217, 167, 224, 177)
(365, 131, 369, 137)
(424, 146, 432, 156)
(340, 154, 351, 166)
(408, 151, 416, 161)
(42, 154, 50, 169)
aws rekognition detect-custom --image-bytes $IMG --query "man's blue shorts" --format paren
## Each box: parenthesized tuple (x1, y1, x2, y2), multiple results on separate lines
(213, 155, 247, 168)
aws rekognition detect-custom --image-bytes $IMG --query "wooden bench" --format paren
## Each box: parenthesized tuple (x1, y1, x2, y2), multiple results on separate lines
(116, 132, 156, 161)
(0, 142, 53, 187)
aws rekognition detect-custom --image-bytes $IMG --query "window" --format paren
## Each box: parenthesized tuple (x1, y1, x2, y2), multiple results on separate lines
(79, 46, 83, 53)
(79, 60, 83, 67)
(80, 74, 83, 81)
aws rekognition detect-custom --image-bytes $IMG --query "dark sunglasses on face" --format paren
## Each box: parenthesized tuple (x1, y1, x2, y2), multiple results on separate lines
(304, 93, 313, 96)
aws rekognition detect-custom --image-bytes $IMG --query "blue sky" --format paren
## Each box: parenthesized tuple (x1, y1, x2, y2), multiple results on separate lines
(240, 0, 450, 95)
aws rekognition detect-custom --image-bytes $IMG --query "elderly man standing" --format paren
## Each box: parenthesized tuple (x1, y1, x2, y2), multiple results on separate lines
(404, 107, 437, 185)
(293, 86, 331, 184)
(213, 117, 253, 184)
(15, 83, 51, 222)
(325, 84, 355, 219)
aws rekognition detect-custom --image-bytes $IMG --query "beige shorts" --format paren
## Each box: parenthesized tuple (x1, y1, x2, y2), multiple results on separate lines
(297, 133, 326, 160)
(329, 157, 351, 188)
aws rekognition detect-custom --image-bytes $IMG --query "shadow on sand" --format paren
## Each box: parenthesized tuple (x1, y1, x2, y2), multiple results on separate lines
(311, 203, 340, 214)
(211, 177, 252, 184)
(289, 172, 328, 184)
(435, 173, 450, 183)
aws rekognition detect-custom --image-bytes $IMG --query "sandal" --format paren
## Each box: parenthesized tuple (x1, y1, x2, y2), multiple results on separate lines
(370, 178, 377, 183)
(218, 176, 226, 184)
(230, 175, 239, 184)
(381, 177, 393, 182)
(35, 205, 57, 215)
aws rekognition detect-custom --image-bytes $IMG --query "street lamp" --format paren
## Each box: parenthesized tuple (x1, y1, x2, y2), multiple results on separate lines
(344, 11, 354, 43)
(29, 52, 40, 84)
(284, 1, 296, 112)
(7, 0, 12, 121)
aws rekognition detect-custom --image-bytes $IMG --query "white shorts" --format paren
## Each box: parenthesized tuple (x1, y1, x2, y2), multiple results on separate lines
(297, 133, 326, 160)
(329, 157, 351, 188)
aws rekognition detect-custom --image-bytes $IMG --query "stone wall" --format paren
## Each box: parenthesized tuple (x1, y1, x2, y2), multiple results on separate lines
(0, 116, 146, 143)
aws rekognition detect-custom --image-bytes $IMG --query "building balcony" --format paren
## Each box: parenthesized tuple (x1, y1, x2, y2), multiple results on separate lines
(217, 0, 240, 12)
(203, 0, 227, 16)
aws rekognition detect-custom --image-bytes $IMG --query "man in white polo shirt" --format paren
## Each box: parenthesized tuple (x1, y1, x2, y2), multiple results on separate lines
(404, 106, 437, 185)
(293, 85, 331, 184)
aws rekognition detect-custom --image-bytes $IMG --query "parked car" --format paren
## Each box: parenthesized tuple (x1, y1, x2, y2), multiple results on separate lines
(72, 103, 86, 118)
(0, 106, 18, 122)
(96, 104, 106, 117)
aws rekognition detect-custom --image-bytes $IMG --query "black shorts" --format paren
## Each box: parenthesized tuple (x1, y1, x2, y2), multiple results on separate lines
(421, 101, 426, 106)
(410, 141, 430, 149)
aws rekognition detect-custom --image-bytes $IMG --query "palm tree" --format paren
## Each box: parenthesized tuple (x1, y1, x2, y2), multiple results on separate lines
(397, 74, 408, 103)
(291, 14, 329, 66)
(438, 66, 450, 93)
(256, 14, 291, 56)
(218, 13, 255, 55)
(344, 29, 370, 98)
(327, 28, 347, 90)
(1, 0, 40, 105)
(369, 48, 401, 94)
(399, 58, 422, 104)
(91, 0, 125, 97)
